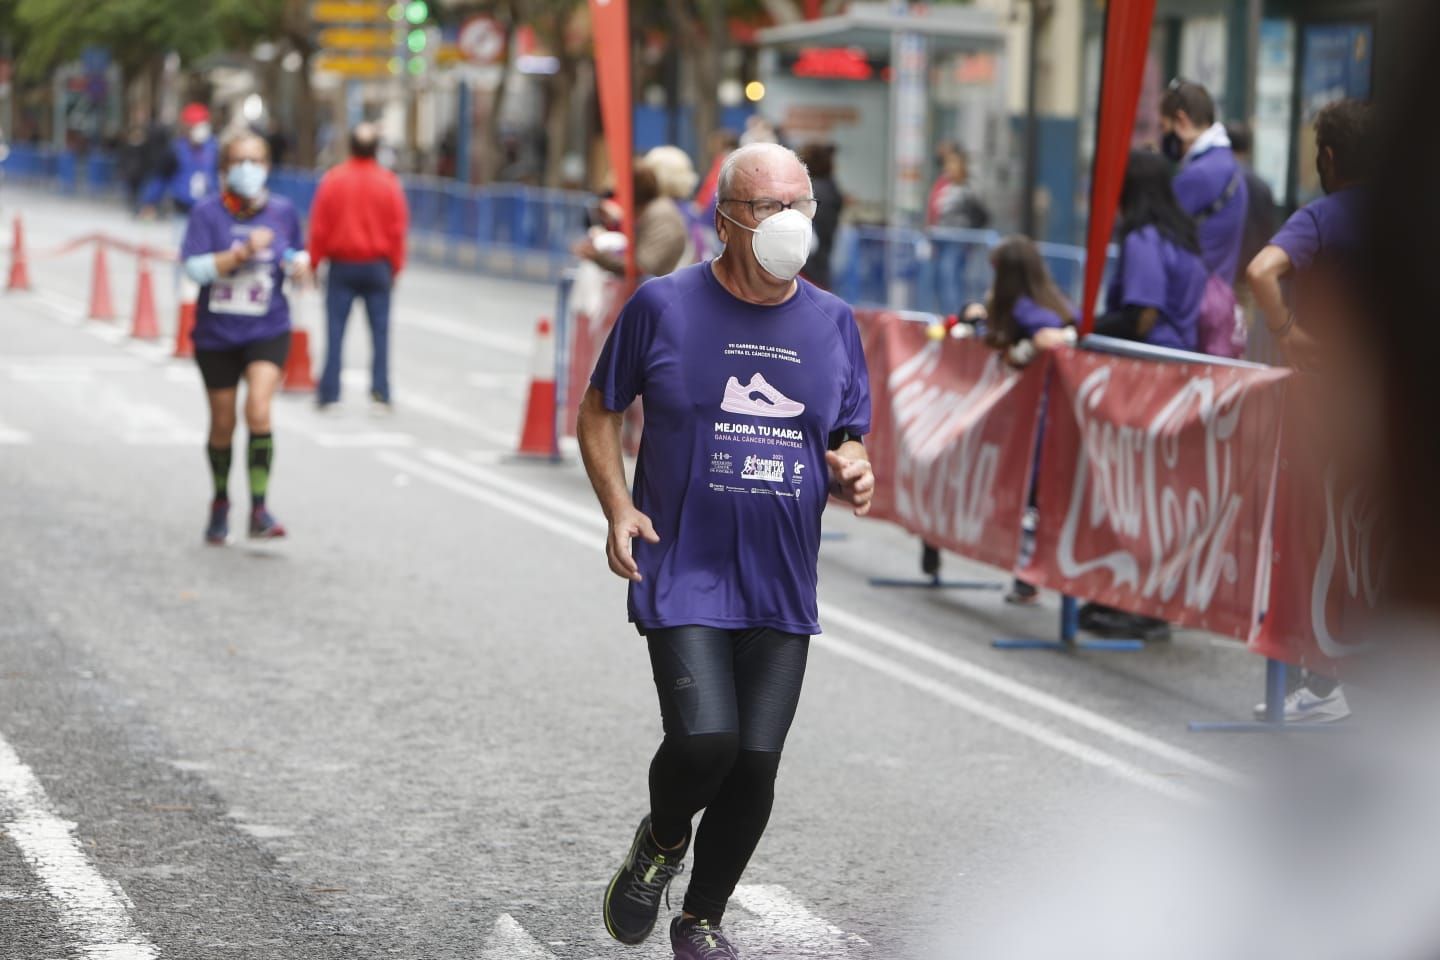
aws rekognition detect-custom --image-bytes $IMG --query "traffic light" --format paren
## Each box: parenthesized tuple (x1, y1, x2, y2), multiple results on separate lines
(404, 1, 428, 23)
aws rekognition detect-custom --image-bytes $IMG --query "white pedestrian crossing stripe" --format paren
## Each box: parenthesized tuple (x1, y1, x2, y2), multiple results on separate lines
(482, 914, 559, 960)
(481, 886, 867, 959)
(0, 423, 32, 445)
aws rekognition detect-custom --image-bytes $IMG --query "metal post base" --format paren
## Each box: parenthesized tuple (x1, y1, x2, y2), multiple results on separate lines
(992, 594, 1145, 652)
(1187, 659, 1349, 733)
(868, 573, 1004, 590)
(992, 636, 1145, 652)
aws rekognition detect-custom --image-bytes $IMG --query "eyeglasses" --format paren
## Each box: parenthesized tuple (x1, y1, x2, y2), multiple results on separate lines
(719, 196, 819, 221)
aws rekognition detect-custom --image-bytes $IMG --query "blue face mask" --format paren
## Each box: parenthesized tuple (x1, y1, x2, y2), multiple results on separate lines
(226, 161, 268, 199)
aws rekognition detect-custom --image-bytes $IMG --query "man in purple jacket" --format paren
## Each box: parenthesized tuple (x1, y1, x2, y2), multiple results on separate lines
(1161, 80, 1248, 284)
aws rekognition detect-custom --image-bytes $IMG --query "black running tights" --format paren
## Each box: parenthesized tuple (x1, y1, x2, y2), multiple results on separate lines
(645, 625, 810, 924)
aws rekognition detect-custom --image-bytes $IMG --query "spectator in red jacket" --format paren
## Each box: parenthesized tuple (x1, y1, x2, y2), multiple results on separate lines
(309, 122, 409, 413)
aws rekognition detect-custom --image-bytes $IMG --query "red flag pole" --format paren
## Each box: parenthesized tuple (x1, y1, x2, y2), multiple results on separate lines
(1080, 0, 1158, 334)
(590, 0, 636, 289)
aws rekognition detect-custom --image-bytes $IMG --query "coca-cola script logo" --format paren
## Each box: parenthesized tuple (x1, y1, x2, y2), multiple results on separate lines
(886, 342, 1009, 546)
(1057, 365, 1249, 612)
(1312, 465, 1386, 658)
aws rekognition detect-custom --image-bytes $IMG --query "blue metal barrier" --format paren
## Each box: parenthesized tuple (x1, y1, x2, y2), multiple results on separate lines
(4, 146, 1110, 296)
(831, 224, 1110, 314)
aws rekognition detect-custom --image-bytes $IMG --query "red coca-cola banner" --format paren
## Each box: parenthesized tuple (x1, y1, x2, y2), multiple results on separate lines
(1249, 381, 1385, 674)
(858, 311, 1048, 571)
(1022, 349, 1289, 640)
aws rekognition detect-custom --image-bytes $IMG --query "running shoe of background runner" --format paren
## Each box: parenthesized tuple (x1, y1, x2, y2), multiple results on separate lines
(205, 499, 230, 545)
(604, 815, 689, 945)
(720, 373, 805, 418)
(671, 916, 740, 960)
(370, 391, 393, 417)
(1253, 683, 1350, 723)
(248, 506, 287, 540)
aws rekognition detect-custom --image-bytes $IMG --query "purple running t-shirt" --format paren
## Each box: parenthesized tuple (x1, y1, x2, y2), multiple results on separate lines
(1106, 225, 1207, 352)
(591, 261, 872, 635)
(181, 194, 304, 350)
(1173, 145, 1248, 283)
(1269, 187, 1365, 271)
(1011, 295, 1070, 338)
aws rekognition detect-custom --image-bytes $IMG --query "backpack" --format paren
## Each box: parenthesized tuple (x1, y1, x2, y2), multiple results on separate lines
(1193, 169, 1247, 359)
(1196, 272, 1246, 359)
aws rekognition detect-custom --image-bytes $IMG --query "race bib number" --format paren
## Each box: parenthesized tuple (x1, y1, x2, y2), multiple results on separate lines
(209, 267, 275, 318)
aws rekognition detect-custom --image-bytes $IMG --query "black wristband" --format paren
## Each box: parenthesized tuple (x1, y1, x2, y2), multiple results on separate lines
(828, 428, 863, 451)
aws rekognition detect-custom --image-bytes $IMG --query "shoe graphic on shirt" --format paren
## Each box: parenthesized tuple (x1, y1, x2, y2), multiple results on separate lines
(721, 373, 805, 419)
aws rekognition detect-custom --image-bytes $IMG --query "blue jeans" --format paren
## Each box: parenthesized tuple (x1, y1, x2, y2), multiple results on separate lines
(320, 259, 393, 404)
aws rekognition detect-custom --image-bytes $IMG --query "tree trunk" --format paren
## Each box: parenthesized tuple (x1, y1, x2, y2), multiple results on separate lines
(472, 16, 515, 184)
(543, 54, 578, 187)
(294, 46, 317, 168)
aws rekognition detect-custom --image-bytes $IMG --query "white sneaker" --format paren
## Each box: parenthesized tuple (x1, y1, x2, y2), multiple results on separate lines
(720, 373, 805, 419)
(1253, 684, 1351, 723)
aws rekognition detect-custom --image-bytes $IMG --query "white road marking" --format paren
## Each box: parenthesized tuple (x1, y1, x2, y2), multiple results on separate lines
(0, 422, 33, 444)
(0, 733, 159, 959)
(731, 884, 868, 948)
(380, 449, 1236, 800)
(0, 356, 144, 372)
(480, 913, 559, 960)
(466, 371, 529, 390)
(109, 395, 195, 446)
(818, 605, 1246, 786)
(819, 635, 1204, 803)
(28, 290, 85, 325)
(10, 366, 95, 383)
(398, 391, 516, 447)
(400, 310, 530, 356)
(312, 432, 416, 449)
(339, 368, 518, 447)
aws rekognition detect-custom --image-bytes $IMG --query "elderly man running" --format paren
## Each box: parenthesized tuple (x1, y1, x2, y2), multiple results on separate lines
(578, 142, 874, 959)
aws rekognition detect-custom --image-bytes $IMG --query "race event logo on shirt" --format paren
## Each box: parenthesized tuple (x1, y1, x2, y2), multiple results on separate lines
(721, 373, 805, 419)
(741, 454, 786, 483)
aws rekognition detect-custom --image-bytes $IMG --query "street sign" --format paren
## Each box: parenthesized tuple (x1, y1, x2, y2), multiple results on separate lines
(311, 1, 388, 22)
(457, 15, 506, 65)
(315, 53, 397, 78)
(318, 27, 397, 51)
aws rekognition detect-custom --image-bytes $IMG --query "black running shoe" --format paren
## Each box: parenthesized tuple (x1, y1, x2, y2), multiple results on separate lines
(603, 815, 688, 945)
(204, 498, 230, 545)
(671, 916, 740, 960)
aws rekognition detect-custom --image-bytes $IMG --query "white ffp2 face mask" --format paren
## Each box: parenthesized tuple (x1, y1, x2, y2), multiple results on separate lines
(720, 207, 813, 282)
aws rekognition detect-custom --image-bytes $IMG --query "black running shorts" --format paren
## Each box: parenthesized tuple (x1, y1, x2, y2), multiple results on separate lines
(195, 331, 291, 391)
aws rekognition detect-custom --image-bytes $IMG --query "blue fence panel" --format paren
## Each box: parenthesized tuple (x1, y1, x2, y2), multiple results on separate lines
(6, 148, 1109, 298)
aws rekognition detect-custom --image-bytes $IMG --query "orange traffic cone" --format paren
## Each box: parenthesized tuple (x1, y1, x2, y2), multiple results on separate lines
(88, 242, 116, 321)
(130, 253, 160, 339)
(173, 300, 196, 358)
(282, 329, 317, 393)
(6, 216, 31, 292)
(516, 317, 559, 459)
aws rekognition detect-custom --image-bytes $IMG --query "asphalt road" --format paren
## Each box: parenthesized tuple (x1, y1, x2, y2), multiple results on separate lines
(1, 187, 1277, 960)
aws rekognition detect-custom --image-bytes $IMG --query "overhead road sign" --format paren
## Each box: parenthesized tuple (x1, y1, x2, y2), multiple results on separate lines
(311, 1, 388, 22)
(318, 27, 397, 51)
(315, 53, 397, 78)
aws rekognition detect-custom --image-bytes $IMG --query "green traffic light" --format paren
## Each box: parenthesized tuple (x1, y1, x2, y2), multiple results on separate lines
(408, 56, 426, 75)
(407, 29, 427, 53)
(404, 0, 428, 24)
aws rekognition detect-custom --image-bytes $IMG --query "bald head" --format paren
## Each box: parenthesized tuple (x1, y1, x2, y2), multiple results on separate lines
(717, 143, 811, 203)
(350, 122, 379, 160)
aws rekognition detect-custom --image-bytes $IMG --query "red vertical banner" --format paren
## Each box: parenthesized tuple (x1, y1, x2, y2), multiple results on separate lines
(590, 0, 636, 285)
(1080, 0, 1158, 332)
